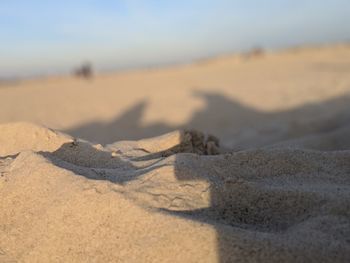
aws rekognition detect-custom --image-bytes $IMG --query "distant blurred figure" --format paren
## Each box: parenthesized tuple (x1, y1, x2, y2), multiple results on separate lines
(74, 62, 93, 79)
(244, 47, 264, 59)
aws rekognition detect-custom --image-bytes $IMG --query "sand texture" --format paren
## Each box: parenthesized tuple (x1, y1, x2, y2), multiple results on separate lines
(1, 45, 350, 262)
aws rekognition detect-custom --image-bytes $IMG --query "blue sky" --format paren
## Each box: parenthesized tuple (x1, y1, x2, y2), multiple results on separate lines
(1, 0, 350, 77)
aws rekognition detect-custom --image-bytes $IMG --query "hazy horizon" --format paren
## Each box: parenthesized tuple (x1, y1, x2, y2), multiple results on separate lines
(1, 0, 350, 78)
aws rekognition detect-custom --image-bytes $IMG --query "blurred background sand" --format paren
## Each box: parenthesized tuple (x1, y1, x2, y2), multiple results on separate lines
(1, 45, 350, 148)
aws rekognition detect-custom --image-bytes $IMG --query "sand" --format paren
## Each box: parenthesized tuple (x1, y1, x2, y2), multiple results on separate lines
(1, 45, 350, 262)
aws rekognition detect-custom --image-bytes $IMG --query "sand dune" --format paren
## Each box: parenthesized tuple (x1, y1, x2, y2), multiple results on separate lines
(1, 45, 350, 262)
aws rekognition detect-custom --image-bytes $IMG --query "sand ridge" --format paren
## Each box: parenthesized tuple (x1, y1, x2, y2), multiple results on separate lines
(0, 123, 350, 262)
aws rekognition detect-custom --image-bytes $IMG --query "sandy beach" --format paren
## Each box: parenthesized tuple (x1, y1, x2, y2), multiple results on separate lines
(1, 45, 350, 262)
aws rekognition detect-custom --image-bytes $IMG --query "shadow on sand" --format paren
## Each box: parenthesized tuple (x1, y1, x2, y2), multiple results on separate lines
(66, 91, 350, 148)
(53, 91, 350, 262)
